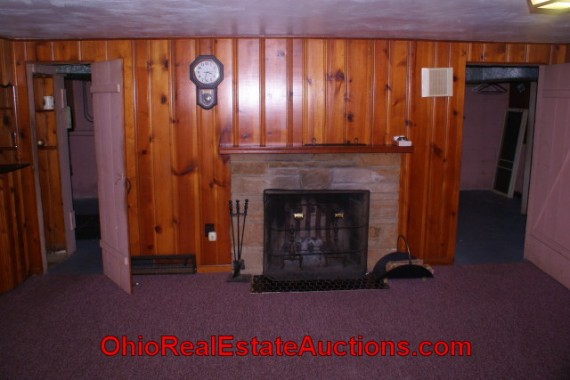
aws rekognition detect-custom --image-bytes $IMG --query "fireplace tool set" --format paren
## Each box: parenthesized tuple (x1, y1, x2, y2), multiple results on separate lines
(228, 199, 251, 282)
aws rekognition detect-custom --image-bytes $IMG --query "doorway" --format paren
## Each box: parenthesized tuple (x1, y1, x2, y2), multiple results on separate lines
(455, 65, 538, 265)
(27, 63, 102, 274)
(57, 71, 104, 274)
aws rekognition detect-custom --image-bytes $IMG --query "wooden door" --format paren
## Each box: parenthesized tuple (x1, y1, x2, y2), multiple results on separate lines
(91, 60, 131, 294)
(525, 63, 570, 289)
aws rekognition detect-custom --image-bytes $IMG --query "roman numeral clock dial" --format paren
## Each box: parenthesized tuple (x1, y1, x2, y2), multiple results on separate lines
(189, 55, 224, 110)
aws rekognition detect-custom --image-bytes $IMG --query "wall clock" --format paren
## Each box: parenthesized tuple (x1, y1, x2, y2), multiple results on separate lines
(189, 55, 224, 110)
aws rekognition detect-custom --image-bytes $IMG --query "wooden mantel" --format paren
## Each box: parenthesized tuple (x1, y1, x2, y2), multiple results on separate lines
(219, 144, 413, 155)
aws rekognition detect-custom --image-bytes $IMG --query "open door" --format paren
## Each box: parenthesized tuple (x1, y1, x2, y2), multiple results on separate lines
(525, 63, 570, 289)
(91, 60, 131, 293)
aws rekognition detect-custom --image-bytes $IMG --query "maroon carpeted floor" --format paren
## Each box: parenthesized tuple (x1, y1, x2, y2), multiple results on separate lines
(1, 262, 569, 379)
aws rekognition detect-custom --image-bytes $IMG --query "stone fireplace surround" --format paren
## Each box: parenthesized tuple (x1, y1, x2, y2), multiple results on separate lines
(229, 153, 401, 275)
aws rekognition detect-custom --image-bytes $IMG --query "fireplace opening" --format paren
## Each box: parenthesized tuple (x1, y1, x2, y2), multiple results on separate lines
(263, 189, 370, 280)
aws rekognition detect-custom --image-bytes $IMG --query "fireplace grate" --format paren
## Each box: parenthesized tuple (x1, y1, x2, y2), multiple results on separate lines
(250, 274, 387, 293)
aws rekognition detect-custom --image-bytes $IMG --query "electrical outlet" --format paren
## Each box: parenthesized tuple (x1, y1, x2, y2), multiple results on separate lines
(208, 231, 217, 242)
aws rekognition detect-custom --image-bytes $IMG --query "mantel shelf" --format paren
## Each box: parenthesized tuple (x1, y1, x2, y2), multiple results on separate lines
(219, 144, 413, 155)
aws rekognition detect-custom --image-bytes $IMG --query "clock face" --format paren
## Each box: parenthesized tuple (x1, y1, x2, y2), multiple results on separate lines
(193, 59, 221, 85)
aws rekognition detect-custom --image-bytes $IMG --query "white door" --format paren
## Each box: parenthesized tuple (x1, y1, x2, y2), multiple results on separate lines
(525, 63, 570, 289)
(91, 60, 131, 294)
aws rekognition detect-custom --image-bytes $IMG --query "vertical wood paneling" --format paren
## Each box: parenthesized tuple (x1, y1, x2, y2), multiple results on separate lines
(506, 43, 527, 62)
(133, 40, 155, 255)
(2, 37, 567, 274)
(304, 39, 326, 144)
(236, 39, 260, 146)
(526, 44, 552, 63)
(372, 40, 389, 145)
(406, 40, 435, 260)
(424, 42, 451, 261)
(212, 38, 233, 265)
(0, 39, 14, 84)
(386, 41, 409, 144)
(149, 40, 175, 254)
(53, 40, 80, 61)
(482, 43, 507, 63)
(444, 43, 468, 261)
(325, 39, 347, 143)
(291, 39, 304, 146)
(192, 39, 231, 265)
(172, 39, 200, 256)
(216, 39, 234, 147)
(34, 41, 53, 61)
(550, 44, 567, 64)
(79, 40, 107, 62)
(346, 40, 373, 144)
(196, 39, 216, 265)
(264, 39, 288, 146)
(12, 41, 42, 273)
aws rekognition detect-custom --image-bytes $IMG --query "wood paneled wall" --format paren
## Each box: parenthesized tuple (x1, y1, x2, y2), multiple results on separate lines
(1, 37, 568, 269)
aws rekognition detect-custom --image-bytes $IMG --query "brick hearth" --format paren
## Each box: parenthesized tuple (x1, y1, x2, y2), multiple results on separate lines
(229, 153, 401, 275)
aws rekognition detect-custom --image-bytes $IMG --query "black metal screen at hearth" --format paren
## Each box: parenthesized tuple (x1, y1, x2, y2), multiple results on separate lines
(263, 189, 370, 280)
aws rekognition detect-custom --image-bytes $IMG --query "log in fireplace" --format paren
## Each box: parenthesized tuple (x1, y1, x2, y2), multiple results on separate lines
(263, 189, 370, 280)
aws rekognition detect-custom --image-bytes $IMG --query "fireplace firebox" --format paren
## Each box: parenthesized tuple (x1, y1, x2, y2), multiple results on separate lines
(263, 189, 370, 280)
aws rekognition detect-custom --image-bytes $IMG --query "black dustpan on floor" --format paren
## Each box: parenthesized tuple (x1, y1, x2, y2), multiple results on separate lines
(372, 235, 434, 280)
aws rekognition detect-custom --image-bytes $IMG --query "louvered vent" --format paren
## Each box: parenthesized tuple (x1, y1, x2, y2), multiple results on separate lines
(421, 68, 453, 97)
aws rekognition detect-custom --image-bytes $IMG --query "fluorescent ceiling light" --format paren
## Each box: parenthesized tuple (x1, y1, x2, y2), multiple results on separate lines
(529, 0, 570, 12)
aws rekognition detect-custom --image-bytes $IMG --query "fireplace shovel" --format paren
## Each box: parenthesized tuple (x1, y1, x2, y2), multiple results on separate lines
(372, 235, 434, 280)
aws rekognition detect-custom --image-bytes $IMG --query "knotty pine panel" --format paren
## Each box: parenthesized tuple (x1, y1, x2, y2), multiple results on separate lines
(264, 39, 288, 146)
(236, 39, 260, 146)
(133, 40, 156, 255)
(304, 39, 326, 145)
(52, 40, 80, 62)
(78, 40, 108, 62)
(172, 39, 201, 256)
(325, 39, 347, 143)
(2, 38, 569, 271)
(290, 39, 304, 146)
(149, 40, 176, 254)
(346, 39, 374, 144)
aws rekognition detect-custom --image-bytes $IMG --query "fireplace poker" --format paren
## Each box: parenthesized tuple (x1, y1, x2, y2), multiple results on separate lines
(229, 200, 237, 264)
(227, 199, 250, 282)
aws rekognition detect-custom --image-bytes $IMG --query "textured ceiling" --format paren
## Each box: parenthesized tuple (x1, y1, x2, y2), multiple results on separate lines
(0, 0, 569, 43)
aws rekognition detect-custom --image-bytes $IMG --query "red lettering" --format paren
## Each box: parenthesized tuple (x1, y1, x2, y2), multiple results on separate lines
(179, 341, 194, 356)
(218, 335, 234, 356)
(194, 340, 209, 356)
(333, 341, 347, 356)
(298, 335, 317, 356)
(235, 340, 249, 356)
(100, 335, 120, 356)
(364, 341, 379, 356)
(282, 341, 298, 356)
(144, 340, 160, 356)
(161, 335, 179, 356)
(397, 340, 411, 356)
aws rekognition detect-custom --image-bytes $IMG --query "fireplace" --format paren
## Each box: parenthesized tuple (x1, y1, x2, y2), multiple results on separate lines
(263, 189, 370, 280)
(229, 153, 401, 276)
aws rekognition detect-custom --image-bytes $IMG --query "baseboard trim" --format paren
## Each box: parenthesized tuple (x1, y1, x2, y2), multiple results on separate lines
(197, 264, 232, 273)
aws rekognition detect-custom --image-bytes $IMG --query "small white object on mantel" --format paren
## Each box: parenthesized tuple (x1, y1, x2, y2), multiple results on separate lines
(393, 135, 412, 147)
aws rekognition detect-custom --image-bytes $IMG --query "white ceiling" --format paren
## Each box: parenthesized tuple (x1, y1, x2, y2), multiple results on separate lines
(0, 0, 569, 43)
